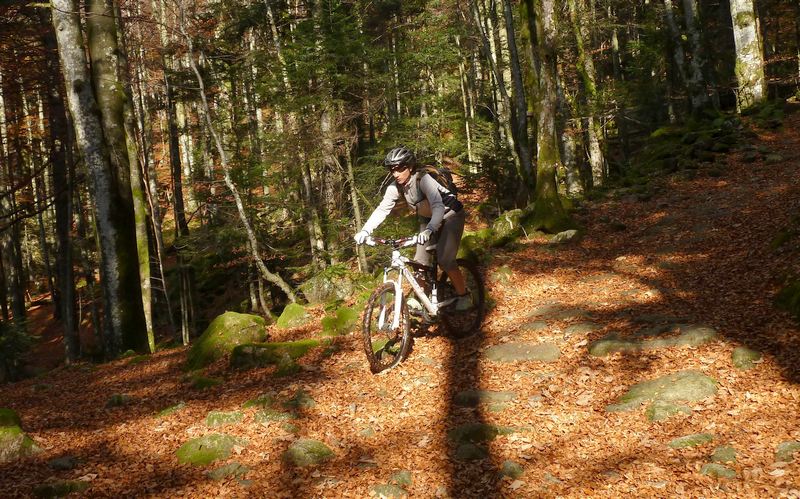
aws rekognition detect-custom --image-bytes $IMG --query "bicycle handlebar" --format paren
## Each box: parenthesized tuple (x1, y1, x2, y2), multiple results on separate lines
(364, 235, 418, 248)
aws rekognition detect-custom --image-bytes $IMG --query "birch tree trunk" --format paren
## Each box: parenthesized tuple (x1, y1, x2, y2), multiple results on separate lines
(729, 0, 767, 109)
(52, 0, 148, 357)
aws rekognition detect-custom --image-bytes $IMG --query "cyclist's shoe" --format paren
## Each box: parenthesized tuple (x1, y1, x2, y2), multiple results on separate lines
(455, 293, 472, 311)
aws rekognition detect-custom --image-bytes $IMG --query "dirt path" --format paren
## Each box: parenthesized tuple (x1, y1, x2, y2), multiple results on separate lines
(1, 115, 799, 497)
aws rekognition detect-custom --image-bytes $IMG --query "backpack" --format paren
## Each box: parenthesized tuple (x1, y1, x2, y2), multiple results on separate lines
(415, 165, 458, 197)
(378, 165, 458, 198)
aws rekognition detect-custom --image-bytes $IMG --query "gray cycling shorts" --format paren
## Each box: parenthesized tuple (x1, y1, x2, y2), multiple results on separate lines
(414, 209, 466, 272)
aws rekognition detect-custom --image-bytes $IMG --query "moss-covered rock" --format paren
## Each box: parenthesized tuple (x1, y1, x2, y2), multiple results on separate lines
(447, 423, 513, 444)
(669, 433, 714, 449)
(645, 400, 692, 422)
(276, 303, 311, 329)
(454, 443, 489, 461)
(207, 462, 249, 481)
(711, 445, 737, 464)
(157, 401, 186, 418)
(230, 339, 319, 372)
(0, 408, 21, 428)
(254, 409, 295, 424)
(371, 484, 408, 498)
(300, 267, 355, 304)
(186, 373, 223, 390)
(320, 307, 359, 337)
(483, 342, 561, 363)
(589, 325, 717, 356)
(185, 312, 267, 370)
(282, 389, 316, 410)
(33, 480, 90, 498)
(491, 209, 524, 246)
(732, 346, 762, 370)
(501, 460, 524, 479)
(205, 411, 244, 428)
(176, 433, 247, 466)
(0, 425, 41, 463)
(282, 438, 334, 467)
(700, 463, 735, 478)
(242, 393, 275, 409)
(606, 370, 717, 412)
(775, 441, 800, 463)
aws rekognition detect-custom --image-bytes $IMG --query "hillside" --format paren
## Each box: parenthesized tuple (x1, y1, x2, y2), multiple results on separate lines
(1, 111, 799, 498)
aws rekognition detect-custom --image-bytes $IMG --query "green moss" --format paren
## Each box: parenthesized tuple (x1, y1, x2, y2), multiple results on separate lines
(282, 438, 334, 467)
(176, 434, 247, 466)
(320, 307, 359, 337)
(775, 441, 800, 463)
(242, 394, 275, 409)
(0, 409, 21, 428)
(0, 425, 41, 463)
(254, 409, 295, 424)
(230, 339, 320, 370)
(156, 402, 186, 418)
(207, 462, 249, 481)
(669, 433, 714, 449)
(282, 389, 316, 410)
(276, 303, 310, 329)
(33, 480, 90, 498)
(205, 411, 244, 428)
(711, 445, 737, 464)
(732, 347, 762, 370)
(700, 463, 735, 478)
(734, 11, 754, 28)
(185, 312, 267, 371)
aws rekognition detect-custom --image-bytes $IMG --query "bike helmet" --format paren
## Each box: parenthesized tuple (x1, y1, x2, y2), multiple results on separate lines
(383, 146, 416, 169)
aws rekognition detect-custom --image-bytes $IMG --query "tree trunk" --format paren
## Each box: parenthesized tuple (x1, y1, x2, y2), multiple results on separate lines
(530, 0, 570, 232)
(344, 141, 368, 273)
(502, 0, 535, 198)
(729, 0, 767, 109)
(52, 0, 148, 357)
(0, 70, 27, 328)
(681, 0, 711, 113)
(568, 0, 605, 187)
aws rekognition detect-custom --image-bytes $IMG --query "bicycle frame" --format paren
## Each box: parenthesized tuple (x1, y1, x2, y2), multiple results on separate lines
(367, 235, 457, 330)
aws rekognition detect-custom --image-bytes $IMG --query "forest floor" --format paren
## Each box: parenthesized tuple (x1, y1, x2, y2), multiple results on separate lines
(2, 110, 800, 498)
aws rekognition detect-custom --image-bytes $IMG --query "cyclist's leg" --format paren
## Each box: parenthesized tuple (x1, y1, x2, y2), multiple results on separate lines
(437, 210, 467, 295)
(414, 218, 433, 266)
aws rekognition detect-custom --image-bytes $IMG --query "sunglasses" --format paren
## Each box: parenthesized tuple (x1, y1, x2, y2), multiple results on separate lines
(388, 164, 410, 173)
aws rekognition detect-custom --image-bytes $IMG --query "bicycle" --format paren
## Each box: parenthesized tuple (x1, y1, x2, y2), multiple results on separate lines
(360, 234, 485, 373)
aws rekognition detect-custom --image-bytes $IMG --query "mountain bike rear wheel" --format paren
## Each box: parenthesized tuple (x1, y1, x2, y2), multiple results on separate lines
(362, 283, 411, 373)
(437, 259, 485, 338)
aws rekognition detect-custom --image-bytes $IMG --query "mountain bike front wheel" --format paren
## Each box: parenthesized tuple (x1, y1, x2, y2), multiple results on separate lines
(438, 259, 485, 338)
(362, 283, 411, 373)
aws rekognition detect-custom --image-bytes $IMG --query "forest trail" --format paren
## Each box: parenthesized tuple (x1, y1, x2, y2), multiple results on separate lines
(2, 113, 800, 497)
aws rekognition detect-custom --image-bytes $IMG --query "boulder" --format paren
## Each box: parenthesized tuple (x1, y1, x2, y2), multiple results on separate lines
(185, 312, 267, 370)
(491, 209, 523, 246)
(606, 370, 717, 412)
(669, 433, 714, 449)
(300, 270, 355, 305)
(0, 424, 41, 464)
(732, 346, 761, 370)
(320, 307, 359, 337)
(282, 438, 334, 467)
(276, 303, 311, 329)
(230, 339, 320, 373)
(176, 434, 247, 466)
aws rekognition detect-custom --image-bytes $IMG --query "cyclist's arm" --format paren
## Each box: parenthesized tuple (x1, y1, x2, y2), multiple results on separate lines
(361, 183, 400, 234)
(419, 174, 445, 233)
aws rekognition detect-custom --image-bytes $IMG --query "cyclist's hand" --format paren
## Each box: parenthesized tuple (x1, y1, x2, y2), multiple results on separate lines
(417, 229, 433, 245)
(354, 230, 370, 245)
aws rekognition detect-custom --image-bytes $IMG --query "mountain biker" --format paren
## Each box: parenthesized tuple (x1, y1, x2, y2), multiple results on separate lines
(354, 146, 471, 311)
